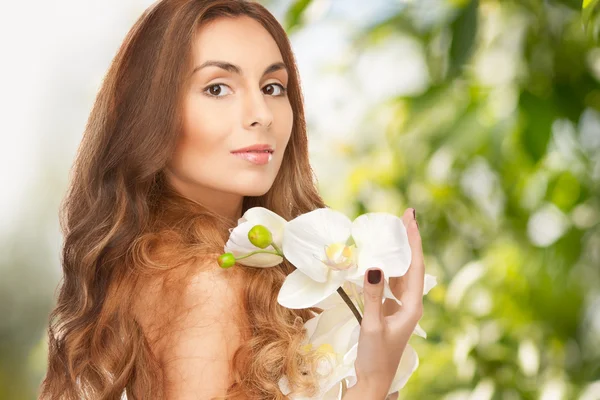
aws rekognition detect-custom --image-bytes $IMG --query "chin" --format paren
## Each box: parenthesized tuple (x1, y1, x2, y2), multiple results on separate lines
(241, 187, 271, 197)
(237, 181, 273, 197)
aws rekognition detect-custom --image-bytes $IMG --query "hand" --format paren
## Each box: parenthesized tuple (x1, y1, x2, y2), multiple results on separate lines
(352, 215, 425, 398)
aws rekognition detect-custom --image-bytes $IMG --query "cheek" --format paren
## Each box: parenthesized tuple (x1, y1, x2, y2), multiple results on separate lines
(184, 96, 230, 144)
(276, 101, 294, 149)
(172, 98, 230, 170)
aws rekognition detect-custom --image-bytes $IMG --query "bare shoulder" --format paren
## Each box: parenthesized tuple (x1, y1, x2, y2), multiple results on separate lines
(133, 256, 247, 399)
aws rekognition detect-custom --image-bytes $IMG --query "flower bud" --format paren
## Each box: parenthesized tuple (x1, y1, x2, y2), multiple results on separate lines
(218, 253, 236, 269)
(248, 224, 273, 249)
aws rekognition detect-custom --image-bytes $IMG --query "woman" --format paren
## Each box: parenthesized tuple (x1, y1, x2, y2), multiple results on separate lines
(39, 0, 425, 399)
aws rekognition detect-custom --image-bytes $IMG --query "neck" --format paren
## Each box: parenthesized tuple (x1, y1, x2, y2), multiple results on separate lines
(164, 169, 244, 221)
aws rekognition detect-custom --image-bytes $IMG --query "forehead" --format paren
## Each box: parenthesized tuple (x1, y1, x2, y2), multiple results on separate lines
(191, 16, 284, 68)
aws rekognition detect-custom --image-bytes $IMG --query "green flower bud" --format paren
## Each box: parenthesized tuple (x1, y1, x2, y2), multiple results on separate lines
(218, 253, 236, 269)
(248, 224, 273, 249)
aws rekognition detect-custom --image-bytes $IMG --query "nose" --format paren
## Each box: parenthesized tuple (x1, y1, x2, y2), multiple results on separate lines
(243, 88, 273, 129)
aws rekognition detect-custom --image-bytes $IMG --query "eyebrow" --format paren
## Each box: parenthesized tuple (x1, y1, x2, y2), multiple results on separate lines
(191, 60, 288, 77)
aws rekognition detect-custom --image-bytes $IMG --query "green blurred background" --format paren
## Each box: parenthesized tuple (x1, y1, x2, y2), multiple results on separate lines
(1, 0, 599, 398)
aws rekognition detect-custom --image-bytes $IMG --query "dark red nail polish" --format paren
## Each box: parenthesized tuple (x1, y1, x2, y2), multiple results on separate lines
(412, 209, 416, 220)
(368, 269, 381, 284)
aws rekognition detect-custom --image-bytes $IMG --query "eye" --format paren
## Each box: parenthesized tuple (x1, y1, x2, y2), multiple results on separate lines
(263, 83, 287, 96)
(203, 83, 233, 98)
(203, 82, 287, 99)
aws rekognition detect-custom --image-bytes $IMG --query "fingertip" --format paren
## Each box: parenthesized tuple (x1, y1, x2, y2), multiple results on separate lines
(366, 268, 382, 285)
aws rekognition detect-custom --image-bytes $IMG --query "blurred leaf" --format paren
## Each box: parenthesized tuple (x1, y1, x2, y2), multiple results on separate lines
(448, 0, 479, 78)
(554, 0, 586, 9)
(583, 0, 600, 37)
(583, 0, 599, 13)
(519, 91, 556, 163)
(359, 9, 423, 42)
(283, 0, 313, 33)
(549, 171, 582, 211)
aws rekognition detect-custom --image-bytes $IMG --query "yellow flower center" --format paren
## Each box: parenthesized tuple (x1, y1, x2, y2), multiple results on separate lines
(322, 243, 357, 271)
(300, 343, 335, 356)
(315, 343, 335, 355)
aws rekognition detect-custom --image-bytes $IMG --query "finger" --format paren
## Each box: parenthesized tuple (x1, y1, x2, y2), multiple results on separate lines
(399, 218, 425, 311)
(401, 208, 414, 229)
(362, 268, 385, 325)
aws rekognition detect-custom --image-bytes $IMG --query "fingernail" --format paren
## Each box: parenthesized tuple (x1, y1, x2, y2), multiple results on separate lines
(412, 209, 416, 220)
(368, 269, 381, 284)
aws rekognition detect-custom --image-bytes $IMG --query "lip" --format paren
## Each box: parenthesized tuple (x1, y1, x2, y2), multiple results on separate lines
(230, 144, 274, 153)
(232, 151, 273, 165)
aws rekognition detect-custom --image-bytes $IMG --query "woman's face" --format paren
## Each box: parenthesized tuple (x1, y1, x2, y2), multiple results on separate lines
(166, 16, 293, 216)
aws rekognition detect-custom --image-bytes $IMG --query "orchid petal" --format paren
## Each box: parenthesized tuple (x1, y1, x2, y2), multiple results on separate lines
(303, 313, 323, 341)
(323, 366, 354, 397)
(308, 303, 353, 341)
(383, 279, 402, 303)
(278, 375, 292, 396)
(322, 383, 342, 400)
(278, 269, 342, 309)
(300, 304, 361, 397)
(424, 274, 437, 295)
(388, 344, 419, 393)
(342, 344, 359, 389)
(310, 305, 360, 356)
(414, 323, 427, 338)
(283, 208, 353, 282)
(350, 213, 411, 279)
(313, 291, 344, 310)
(229, 253, 283, 267)
(239, 207, 287, 245)
(224, 220, 263, 254)
(313, 281, 360, 310)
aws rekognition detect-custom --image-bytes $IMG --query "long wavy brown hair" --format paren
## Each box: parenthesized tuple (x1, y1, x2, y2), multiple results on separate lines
(39, 0, 329, 398)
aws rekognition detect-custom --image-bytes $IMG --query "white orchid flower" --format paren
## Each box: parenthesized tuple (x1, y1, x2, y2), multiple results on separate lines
(279, 302, 358, 399)
(279, 303, 419, 399)
(314, 274, 438, 338)
(223, 207, 286, 267)
(278, 208, 412, 309)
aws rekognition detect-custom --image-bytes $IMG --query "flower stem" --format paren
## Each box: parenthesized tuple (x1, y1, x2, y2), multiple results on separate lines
(337, 287, 362, 325)
(234, 249, 281, 260)
(270, 242, 283, 256)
